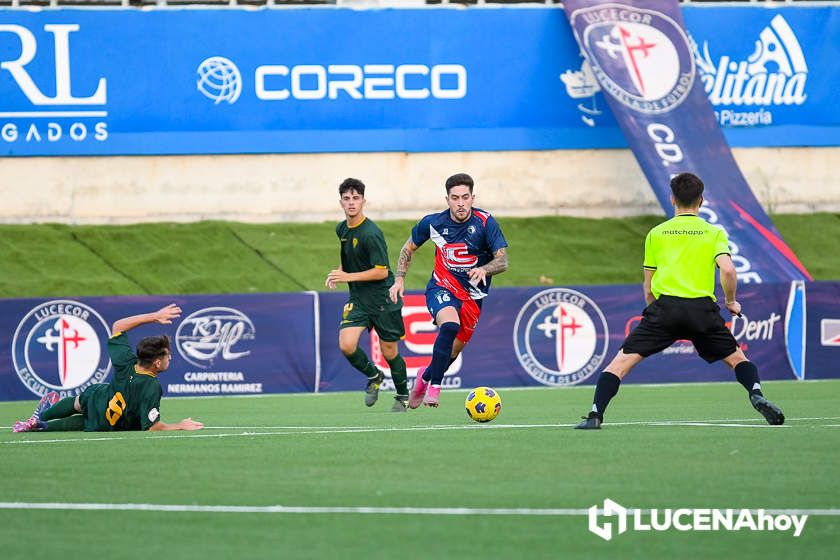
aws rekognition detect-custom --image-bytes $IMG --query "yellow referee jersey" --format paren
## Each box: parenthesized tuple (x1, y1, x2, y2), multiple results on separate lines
(643, 214, 731, 300)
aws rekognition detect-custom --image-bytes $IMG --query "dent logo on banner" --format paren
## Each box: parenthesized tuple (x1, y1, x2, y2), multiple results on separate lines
(174, 307, 256, 368)
(514, 288, 608, 386)
(11, 300, 111, 397)
(0, 24, 108, 145)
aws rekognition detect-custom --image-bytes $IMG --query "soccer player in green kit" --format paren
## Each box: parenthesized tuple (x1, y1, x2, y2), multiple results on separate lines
(575, 172, 784, 429)
(325, 178, 409, 412)
(13, 304, 203, 433)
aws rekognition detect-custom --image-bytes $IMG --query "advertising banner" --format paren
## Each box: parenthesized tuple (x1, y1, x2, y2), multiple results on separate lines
(2, 284, 836, 402)
(562, 0, 811, 285)
(802, 282, 840, 380)
(1, 7, 839, 157)
(318, 283, 797, 393)
(0, 294, 318, 401)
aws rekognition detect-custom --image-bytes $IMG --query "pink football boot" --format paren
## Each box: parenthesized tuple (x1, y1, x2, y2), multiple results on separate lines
(423, 385, 441, 408)
(408, 373, 429, 409)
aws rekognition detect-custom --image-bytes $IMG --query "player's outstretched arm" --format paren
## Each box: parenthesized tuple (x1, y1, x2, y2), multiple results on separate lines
(390, 237, 418, 303)
(148, 417, 204, 431)
(111, 304, 182, 336)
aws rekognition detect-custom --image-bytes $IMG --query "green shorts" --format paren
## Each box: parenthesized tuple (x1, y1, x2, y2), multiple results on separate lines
(340, 299, 405, 342)
(78, 383, 114, 432)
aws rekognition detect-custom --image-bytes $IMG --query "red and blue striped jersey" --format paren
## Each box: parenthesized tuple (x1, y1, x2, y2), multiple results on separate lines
(411, 207, 508, 301)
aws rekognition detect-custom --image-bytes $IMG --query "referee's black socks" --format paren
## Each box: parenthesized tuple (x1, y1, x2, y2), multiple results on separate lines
(734, 361, 764, 397)
(592, 371, 621, 419)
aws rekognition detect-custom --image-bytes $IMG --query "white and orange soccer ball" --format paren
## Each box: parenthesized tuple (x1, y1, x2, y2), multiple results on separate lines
(465, 387, 502, 423)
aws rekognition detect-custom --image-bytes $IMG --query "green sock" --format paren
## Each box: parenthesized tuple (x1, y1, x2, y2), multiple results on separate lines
(345, 348, 380, 379)
(386, 354, 408, 397)
(41, 397, 77, 421)
(45, 415, 85, 431)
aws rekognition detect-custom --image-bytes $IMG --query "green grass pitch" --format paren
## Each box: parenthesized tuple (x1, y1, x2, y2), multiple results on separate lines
(1, 380, 838, 559)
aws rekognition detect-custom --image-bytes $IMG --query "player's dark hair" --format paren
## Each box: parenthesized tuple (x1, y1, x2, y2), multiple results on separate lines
(339, 178, 365, 197)
(137, 335, 170, 367)
(670, 172, 704, 207)
(445, 173, 474, 194)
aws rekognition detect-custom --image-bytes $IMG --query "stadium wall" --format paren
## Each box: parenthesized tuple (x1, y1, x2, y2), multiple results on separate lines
(2, 146, 839, 223)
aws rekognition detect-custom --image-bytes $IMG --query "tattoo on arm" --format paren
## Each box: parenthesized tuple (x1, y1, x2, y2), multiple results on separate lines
(396, 238, 415, 278)
(481, 248, 508, 276)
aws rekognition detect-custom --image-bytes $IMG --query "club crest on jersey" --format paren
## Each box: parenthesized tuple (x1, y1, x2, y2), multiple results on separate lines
(352, 238, 359, 249)
(568, 4, 695, 114)
(12, 300, 112, 397)
(443, 243, 478, 268)
(513, 288, 609, 386)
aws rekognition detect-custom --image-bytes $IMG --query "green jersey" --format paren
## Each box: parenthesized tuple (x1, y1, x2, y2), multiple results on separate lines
(643, 214, 731, 300)
(82, 332, 163, 432)
(336, 217, 399, 311)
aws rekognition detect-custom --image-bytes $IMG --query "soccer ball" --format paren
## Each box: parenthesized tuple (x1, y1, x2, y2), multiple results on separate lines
(465, 387, 502, 423)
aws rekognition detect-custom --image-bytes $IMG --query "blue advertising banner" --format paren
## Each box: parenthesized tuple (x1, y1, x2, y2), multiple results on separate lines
(1, 7, 838, 157)
(802, 282, 840, 381)
(563, 0, 811, 285)
(2, 284, 838, 402)
(0, 294, 318, 402)
(318, 284, 798, 394)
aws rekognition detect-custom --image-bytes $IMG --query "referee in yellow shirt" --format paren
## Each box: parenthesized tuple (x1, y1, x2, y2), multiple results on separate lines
(575, 172, 784, 429)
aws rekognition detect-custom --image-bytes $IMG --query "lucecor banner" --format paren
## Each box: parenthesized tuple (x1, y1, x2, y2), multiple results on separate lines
(1, 5, 839, 156)
(2, 283, 835, 402)
(562, 0, 812, 286)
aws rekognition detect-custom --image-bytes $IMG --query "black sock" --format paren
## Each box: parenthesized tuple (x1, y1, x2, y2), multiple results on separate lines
(734, 361, 763, 397)
(592, 372, 621, 418)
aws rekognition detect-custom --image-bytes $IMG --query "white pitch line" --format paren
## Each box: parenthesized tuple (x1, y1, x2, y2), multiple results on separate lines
(1, 502, 838, 517)
(0, 418, 829, 445)
(0, 502, 582, 515)
(4, 416, 838, 446)
(0, 424, 560, 446)
(647, 422, 788, 428)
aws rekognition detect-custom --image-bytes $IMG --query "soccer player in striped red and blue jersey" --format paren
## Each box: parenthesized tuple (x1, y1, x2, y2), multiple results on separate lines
(389, 173, 508, 409)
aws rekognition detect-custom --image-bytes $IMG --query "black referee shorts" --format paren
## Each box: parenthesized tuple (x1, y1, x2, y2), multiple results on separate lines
(621, 295, 738, 363)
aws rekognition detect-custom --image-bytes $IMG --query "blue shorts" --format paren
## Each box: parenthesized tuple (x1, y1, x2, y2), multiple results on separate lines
(425, 287, 483, 343)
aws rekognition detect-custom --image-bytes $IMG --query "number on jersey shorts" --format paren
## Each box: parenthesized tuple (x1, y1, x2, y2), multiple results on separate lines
(425, 287, 483, 343)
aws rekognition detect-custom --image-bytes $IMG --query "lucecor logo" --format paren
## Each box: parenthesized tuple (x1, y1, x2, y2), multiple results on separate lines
(513, 288, 609, 386)
(568, 4, 695, 115)
(12, 300, 111, 397)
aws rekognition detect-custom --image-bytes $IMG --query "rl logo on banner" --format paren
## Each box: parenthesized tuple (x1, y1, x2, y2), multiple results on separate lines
(0, 24, 109, 145)
(562, 0, 811, 284)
